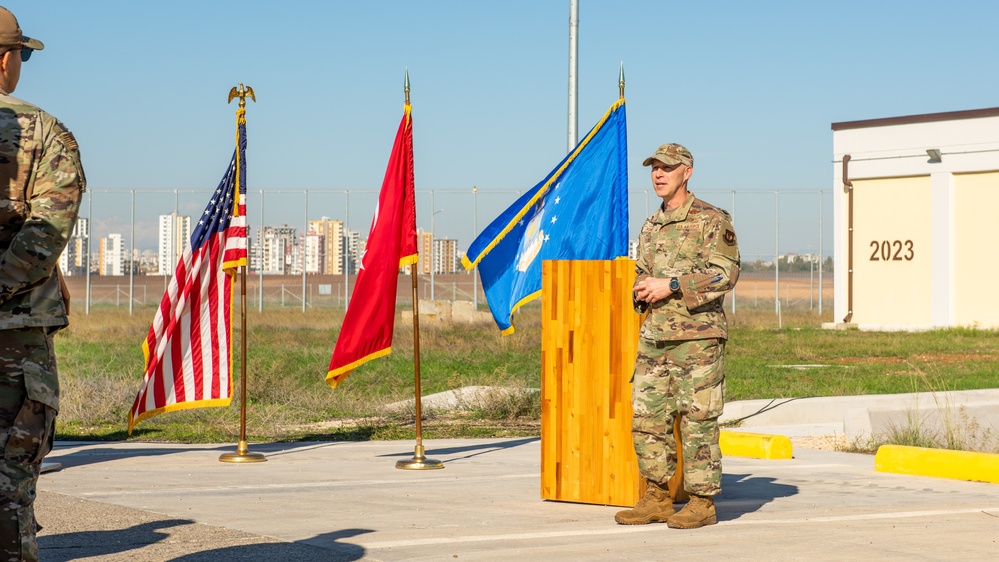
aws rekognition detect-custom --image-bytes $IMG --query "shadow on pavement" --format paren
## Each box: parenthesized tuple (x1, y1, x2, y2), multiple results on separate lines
(39, 519, 191, 561)
(46, 441, 352, 469)
(717, 472, 799, 521)
(39, 519, 373, 562)
(376, 437, 540, 462)
(171, 529, 374, 562)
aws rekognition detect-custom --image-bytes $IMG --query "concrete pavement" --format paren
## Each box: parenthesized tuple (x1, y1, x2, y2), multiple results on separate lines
(38, 435, 999, 561)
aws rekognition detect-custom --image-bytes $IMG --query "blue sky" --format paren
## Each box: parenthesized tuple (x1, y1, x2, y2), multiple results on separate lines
(10, 1, 999, 260)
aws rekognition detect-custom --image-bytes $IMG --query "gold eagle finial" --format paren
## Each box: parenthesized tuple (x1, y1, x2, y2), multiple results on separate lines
(228, 83, 256, 108)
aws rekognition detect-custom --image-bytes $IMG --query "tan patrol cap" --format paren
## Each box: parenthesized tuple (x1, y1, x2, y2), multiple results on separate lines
(0, 6, 45, 51)
(642, 143, 693, 167)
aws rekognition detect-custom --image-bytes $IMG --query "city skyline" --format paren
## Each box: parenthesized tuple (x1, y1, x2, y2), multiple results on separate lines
(62, 215, 469, 277)
(66, 212, 823, 279)
(74, 185, 831, 268)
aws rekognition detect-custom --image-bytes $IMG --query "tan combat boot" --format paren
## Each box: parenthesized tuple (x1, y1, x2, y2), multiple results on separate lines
(614, 480, 674, 525)
(666, 494, 717, 529)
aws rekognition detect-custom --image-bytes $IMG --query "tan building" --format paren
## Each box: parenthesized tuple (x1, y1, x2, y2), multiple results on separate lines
(418, 231, 433, 274)
(832, 107, 999, 330)
(307, 217, 345, 275)
(434, 238, 458, 274)
(99, 233, 126, 276)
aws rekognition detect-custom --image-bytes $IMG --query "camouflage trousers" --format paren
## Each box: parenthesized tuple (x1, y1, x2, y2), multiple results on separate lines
(630, 337, 725, 496)
(0, 328, 58, 562)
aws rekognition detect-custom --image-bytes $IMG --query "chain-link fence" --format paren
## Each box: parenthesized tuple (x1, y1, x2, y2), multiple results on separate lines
(64, 187, 833, 319)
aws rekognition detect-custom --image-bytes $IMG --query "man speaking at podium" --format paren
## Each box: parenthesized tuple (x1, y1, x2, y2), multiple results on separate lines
(616, 143, 740, 529)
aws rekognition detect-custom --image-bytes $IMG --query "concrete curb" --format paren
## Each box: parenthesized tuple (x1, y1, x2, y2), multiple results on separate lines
(720, 430, 793, 459)
(874, 444, 999, 484)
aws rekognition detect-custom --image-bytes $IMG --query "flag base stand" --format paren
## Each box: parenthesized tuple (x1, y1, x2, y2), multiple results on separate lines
(395, 444, 443, 470)
(219, 440, 267, 463)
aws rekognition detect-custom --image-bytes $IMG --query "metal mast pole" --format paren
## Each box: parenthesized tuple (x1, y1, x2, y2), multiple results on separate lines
(345, 191, 351, 309)
(818, 191, 824, 316)
(302, 190, 308, 313)
(567, 0, 579, 150)
(129, 190, 135, 315)
(472, 186, 478, 310)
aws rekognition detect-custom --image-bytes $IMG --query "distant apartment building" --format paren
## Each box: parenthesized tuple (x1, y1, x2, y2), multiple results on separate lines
(158, 213, 191, 275)
(434, 238, 459, 274)
(99, 233, 126, 276)
(304, 231, 323, 275)
(306, 217, 345, 274)
(259, 225, 298, 274)
(249, 236, 261, 273)
(414, 231, 458, 274)
(417, 231, 433, 274)
(344, 229, 360, 274)
(58, 217, 89, 276)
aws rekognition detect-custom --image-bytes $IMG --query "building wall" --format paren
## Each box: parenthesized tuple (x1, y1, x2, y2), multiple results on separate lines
(832, 108, 999, 330)
(953, 171, 999, 326)
(849, 176, 931, 326)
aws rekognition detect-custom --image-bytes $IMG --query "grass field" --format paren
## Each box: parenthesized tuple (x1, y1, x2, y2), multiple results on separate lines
(53, 304, 999, 446)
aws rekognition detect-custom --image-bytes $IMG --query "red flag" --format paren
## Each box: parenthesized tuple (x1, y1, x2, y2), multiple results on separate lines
(327, 103, 418, 387)
(128, 109, 249, 433)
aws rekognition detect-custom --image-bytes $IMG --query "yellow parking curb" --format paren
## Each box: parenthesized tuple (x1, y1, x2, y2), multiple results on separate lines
(720, 430, 793, 459)
(874, 445, 999, 484)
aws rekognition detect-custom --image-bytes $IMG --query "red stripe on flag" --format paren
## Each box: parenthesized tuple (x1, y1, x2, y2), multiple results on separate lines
(207, 240, 223, 400)
(189, 249, 206, 402)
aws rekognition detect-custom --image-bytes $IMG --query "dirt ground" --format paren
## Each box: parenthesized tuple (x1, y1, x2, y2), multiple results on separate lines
(791, 434, 849, 451)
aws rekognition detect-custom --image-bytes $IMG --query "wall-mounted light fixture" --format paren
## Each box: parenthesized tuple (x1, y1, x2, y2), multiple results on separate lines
(926, 148, 942, 163)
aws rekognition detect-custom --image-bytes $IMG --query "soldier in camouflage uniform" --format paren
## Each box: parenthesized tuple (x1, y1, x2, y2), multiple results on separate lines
(615, 143, 739, 529)
(0, 6, 86, 560)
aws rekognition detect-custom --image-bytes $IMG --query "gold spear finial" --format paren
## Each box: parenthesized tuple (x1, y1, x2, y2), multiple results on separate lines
(619, 62, 626, 100)
(228, 82, 256, 108)
(404, 68, 411, 105)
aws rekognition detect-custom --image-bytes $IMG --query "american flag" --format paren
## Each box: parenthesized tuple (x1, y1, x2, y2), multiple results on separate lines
(128, 110, 248, 433)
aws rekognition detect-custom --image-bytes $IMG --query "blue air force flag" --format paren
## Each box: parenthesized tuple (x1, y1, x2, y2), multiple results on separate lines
(462, 99, 628, 334)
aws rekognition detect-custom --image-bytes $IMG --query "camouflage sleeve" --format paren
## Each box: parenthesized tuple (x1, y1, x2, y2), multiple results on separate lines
(0, 120, 85, 303)
(678, 212, 740, 310)
(633, 222, 652, 312)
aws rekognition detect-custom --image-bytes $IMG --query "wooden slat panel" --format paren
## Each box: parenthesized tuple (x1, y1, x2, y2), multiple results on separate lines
(541, 260, 644, 507)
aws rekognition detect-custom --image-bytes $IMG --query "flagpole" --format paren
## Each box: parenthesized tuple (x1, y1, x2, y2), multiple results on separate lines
(221, 83, 265, 464)
(397, 70, 443, 470)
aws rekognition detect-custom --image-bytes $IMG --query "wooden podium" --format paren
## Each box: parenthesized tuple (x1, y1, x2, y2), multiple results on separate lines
(540, 260, 686, 507)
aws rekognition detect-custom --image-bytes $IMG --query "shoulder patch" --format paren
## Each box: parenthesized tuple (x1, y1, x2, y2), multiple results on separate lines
(59, 131, 79, 150)
(723, 229, 736, 245)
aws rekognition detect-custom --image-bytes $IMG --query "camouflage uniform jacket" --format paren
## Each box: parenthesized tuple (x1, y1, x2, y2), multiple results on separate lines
(0, 92, 86, 331)
(635, 192, 740, 342)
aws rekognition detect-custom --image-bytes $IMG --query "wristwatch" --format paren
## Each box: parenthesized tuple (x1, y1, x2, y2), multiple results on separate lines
(669, 277, 680, 293)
